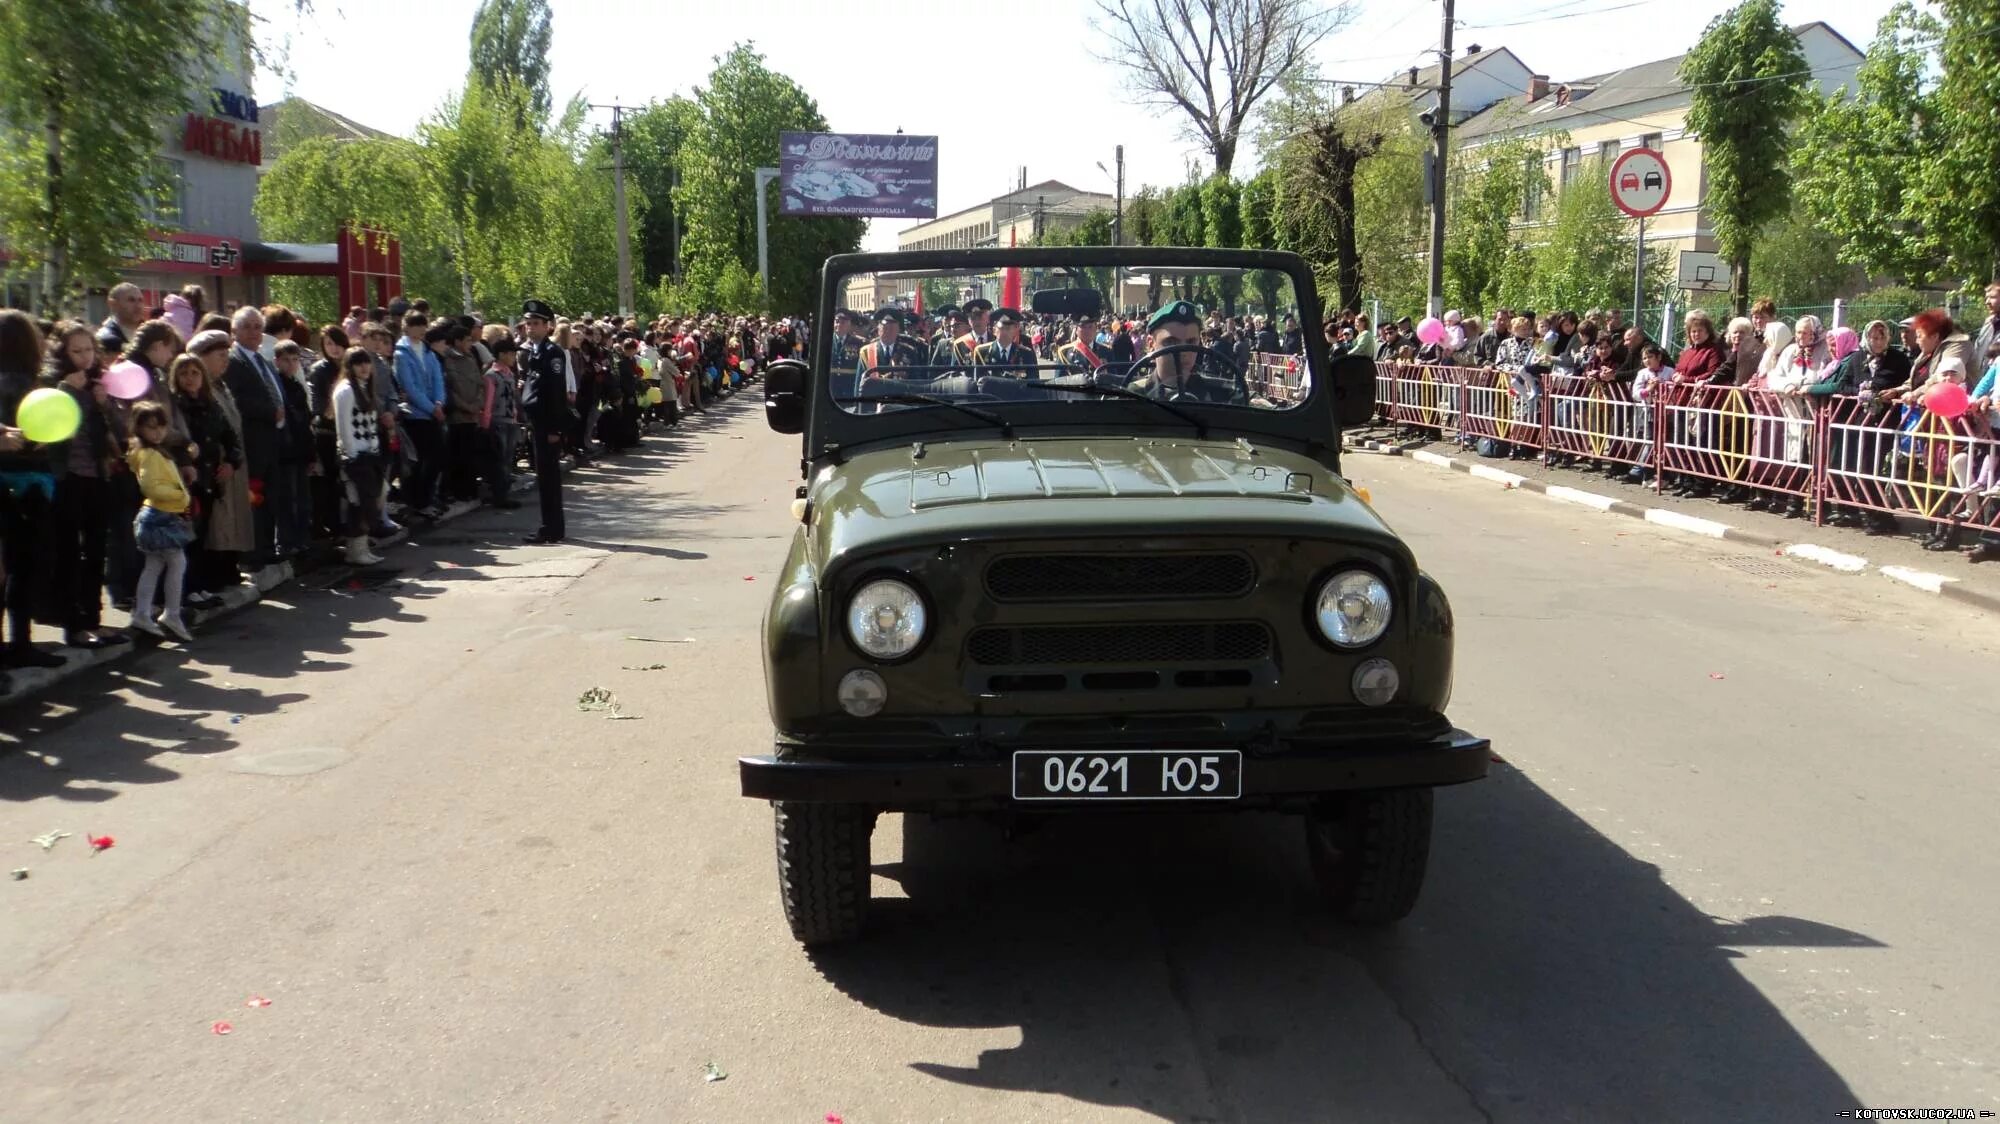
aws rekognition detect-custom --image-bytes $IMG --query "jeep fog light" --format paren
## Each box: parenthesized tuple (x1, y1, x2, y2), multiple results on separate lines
(838, 669, 888, 717)
(1352, 658, 1399, 707)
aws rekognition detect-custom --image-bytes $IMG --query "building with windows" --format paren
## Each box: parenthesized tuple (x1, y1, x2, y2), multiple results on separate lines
(1450, 22, 1863, 285)
(897, 178, 1115, 251)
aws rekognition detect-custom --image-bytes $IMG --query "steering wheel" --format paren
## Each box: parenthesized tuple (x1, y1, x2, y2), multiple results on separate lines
(1124, 342, 1248, 402)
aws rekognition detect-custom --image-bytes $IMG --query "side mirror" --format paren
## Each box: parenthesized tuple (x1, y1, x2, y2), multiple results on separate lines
(764, 358, 809, 434)
(1331, 353, 1377, 428)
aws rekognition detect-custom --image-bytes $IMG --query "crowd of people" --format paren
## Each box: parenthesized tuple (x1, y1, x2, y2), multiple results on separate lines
(0, 281, 808, 691)
(1371, 285, 2000, 564)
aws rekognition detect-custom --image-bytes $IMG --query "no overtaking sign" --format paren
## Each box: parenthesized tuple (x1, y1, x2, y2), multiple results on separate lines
(1608, 149, 1671, 218)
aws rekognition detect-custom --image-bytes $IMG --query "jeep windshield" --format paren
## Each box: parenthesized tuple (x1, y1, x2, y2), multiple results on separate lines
(824, 254, 1315, 418)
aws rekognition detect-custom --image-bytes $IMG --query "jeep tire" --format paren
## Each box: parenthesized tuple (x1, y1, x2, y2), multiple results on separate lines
(773, 801, 874, 945)
(1305, 788, 1433, 924)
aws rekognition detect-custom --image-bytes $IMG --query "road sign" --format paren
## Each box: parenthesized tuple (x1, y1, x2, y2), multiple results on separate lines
(1608, 148, 1671, 218)
(1677, 249, 1727, 292)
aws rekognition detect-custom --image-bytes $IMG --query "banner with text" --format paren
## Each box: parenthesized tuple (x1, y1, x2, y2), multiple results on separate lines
(779, 132, 938, 219)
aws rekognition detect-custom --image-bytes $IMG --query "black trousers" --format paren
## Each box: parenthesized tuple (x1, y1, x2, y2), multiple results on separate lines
(53, 473, 110, 633)
(531, 423, 565, 540)
(1, 485, 53, 649)
(400, 417, 445, 511)
(104, 470, 143, 602)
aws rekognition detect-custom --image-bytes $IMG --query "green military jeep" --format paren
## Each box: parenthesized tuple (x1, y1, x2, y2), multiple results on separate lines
(743, 247, 1488, 945)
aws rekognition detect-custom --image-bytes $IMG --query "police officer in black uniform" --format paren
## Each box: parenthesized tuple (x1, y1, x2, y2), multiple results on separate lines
(518, 299, 570, 544)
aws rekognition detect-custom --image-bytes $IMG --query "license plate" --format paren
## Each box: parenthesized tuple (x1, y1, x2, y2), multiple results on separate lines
(1011, 750, 1242, 802)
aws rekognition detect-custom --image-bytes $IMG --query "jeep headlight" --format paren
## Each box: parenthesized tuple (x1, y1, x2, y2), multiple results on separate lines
(1314, 570, 1392, 648)
(846, 578, 927, 660)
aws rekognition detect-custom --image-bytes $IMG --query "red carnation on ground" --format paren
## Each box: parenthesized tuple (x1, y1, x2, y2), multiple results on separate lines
(88, 835, 114, 853)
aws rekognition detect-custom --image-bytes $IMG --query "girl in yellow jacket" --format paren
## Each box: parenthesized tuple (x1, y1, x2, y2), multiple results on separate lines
(126, 401, 195, 643)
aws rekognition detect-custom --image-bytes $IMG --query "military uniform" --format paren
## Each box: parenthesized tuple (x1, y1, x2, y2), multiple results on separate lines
(517, 298, 571, 543)
(1124, 300, 1247, 405)
(854, 309, 925, 392)
(944, 298, 995, 367)
(829, 311, 865, 375)
(1057, 329, 1111, 376)
(971, 308, 1038, 377)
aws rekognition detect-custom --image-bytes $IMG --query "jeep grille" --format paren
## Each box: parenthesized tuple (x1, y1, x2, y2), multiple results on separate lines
(984, 553, 1255, 602)
(966, 621, 1272, 666)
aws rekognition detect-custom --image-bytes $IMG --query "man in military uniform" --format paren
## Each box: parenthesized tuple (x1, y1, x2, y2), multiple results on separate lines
(517, 298, 572, 544)
(1126, 300, 1246, 404)
(829, 309, 865, 375)
(971, 307, 1038, 376)
(1057, 313, 1111, 376)
(930, 306, 968, 366)
(948, 298, 994, 366)
(855, 308, 924, 392)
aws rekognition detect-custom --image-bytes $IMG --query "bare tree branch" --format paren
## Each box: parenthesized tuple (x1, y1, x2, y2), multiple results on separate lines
(1092, 0, 1348, 176)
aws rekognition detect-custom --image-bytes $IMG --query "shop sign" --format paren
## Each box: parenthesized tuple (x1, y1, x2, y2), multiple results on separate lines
(125, 231, 243, 276)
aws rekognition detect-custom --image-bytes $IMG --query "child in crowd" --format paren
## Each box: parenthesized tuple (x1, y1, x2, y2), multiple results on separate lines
(330, 348, 387, 565)
(483, 337, 522, 508)
(126, 400, 195, 643)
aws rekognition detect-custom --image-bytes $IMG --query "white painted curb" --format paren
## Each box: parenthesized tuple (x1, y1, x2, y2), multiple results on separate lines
(1783, 543, 1869, 573)
(1880, 565, 1956, 593)
(1468, 464, 1525, 487)
(1411, 450, 1455, 469)
(1544, 485, 1618, 512)
(1643, 508, 1731, 539)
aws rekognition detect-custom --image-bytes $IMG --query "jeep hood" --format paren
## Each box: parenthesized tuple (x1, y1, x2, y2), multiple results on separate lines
(805, 436, 1407, 567)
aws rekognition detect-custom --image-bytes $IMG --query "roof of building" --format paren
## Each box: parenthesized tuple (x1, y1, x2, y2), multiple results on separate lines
(1455, 21, 1861, 141)
(1334, 46, 1535, 123)
(257, 97, 396, 166)
(900, 180, 1108, 233)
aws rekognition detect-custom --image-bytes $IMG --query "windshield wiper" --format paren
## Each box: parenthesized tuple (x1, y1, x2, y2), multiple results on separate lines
(1032, 382, 1209, 437)
(835, 393, 1015, 439)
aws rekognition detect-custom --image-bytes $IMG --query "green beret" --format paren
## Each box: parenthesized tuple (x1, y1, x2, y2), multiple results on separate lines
(1146, 300, 1202, 331)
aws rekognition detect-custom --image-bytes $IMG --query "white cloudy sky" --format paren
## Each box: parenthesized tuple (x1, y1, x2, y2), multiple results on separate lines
(251, 0, 1895, 251)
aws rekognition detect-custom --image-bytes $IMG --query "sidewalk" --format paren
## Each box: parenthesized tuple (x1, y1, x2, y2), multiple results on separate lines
(1345, 427, 2000, 616)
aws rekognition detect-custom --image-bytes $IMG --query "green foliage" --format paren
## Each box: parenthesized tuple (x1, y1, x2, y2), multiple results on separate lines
(678, 44, 863, 312)
(1125, 186, 1167, 248)
(469, 0, 555, 128)
(1442, 137, 1546, 313)
(1926, 0, 2000, 283)
(1350, 128, 1427, 315)
(1791, 0, 2000, 288)
(0, 0, 247, 312)
(1679, 0, 1811, 307)
(1164, 178, 1207, 247)
(1844, 283, 1930, 327)
(1200, 175, 1243, 250)
(623, 97, 702, 283)
(1239, 170, 1276, 250)
(1748, 208, 1864, 306)
(1510, 174, 1644, 313)
(917, 277, 958, 312)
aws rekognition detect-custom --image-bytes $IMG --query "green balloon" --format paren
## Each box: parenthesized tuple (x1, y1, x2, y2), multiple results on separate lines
(16, 386, 81, 444)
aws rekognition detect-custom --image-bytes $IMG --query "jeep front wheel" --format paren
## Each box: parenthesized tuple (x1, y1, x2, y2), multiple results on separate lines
(773, 801, 874, 945)
(1305, 788, 1433, 924)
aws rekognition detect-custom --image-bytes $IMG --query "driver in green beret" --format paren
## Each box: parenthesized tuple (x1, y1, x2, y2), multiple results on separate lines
(1125, 300, 1247, 404)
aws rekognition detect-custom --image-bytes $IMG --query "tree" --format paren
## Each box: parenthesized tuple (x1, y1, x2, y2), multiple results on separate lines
(469, 0, 554, 129)
(1201, 175, 1243, 312)
(1442, 136, 1544, 313)
(1517, 172, 1643, 314)
(1925, 0, 2000, 283)
(623, 97, 702, 284)
(253, 136, 458, 322)
(678, 44, 863, 311)
(1091, 0, 1348, 176)
(1680, 0, 1811, 314)
(1748, 208, 1862, 307)
(0, 0, 249, 312)
(1239, 170, 1284, 315)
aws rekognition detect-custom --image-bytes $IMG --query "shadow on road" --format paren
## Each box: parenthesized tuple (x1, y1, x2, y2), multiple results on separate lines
(808, 767, 1868, 1121)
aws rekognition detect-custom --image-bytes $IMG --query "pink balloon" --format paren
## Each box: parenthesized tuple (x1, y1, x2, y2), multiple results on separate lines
(1416, 316, 1447, 346)
(1925, 380, 1969, 419)
(102, 360, 152, 401)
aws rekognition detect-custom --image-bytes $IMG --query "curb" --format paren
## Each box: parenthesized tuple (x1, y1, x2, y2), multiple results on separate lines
(0, 469, 545, 710)
(1394, 445, 2000, 617)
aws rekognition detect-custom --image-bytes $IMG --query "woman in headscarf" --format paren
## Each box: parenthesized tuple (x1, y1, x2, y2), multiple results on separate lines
(185, 330, 254, 593)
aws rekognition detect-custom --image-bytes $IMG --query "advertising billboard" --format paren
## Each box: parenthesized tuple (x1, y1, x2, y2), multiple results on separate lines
(779, 132, 938, 219)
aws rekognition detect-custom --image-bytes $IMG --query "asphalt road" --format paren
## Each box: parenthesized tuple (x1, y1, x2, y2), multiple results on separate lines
(3, 398, 1996, 1123)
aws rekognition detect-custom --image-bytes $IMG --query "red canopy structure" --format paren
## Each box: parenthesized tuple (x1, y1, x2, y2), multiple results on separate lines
(1000, 227, 1023, 310)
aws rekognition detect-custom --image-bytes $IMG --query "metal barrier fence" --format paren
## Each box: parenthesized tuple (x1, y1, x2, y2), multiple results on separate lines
(1371, 362, 2000, 533)
(1248, 352, 1303, 405)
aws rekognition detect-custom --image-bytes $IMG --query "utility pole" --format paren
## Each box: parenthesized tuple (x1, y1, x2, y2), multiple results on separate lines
(609, 103, 635, 318)
(754, 166, 780, 302)
(1114, 144, 1124, 246)
(1427, 0, 1455, 319)
(669, 164, 681, 283)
